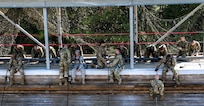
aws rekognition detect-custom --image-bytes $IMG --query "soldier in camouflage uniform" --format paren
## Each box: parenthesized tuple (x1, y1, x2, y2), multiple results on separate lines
(177, 36, 188, 58)
(71, 50, 86, 84)
(69, 43, 83, 59)
(119, 44, 129, 59)
(144, 45, 158, 58)
(49, 46, 57, 58)
(31, 45, 44, 58)
(95, 41, 107, 69)
(155, 54, 180, 85)
(149, 74, 164, 100)
(188, 40, 201, 56)
(107, 48, 124, 85)
(13, 44, 26, 58)
(158, 44, 167, 58)
(59, 45, 71, 85)
(134, 42, 141, 58)
(8, 54, 25, 86)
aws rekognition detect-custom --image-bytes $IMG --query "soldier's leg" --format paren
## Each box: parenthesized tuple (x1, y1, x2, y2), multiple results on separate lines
(63, 63, 68, 85)
(81, 68, 85, 84)
(162, 67, 168, 83)
(9, 70, 14, 86)
(114, 68, 122, 85)
(149, 88, 154, 100)
(19, 69, 25, 85)
(159, 86, 164, 100)
(109, 69, 114, 82)
(59, 62, 64, 85)
(171, 67, 180, 85)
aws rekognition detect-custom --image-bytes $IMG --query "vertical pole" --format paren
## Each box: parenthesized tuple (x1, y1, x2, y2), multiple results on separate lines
(129, 6, 134, 69)
(134, 6, 138, 43)
(57, 7, 63, 48)
(43, 8, 50, 70)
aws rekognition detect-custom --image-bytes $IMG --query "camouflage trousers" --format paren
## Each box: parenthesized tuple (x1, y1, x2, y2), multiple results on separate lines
(162, 66, 179, 84)
(59, 61, 69, 79)
(149, 87, 164, 97)
(10, 68, 25, 85)
(109, 66, 124, 81)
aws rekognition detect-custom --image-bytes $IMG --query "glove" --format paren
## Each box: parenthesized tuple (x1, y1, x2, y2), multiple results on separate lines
(155, 68, 159, 71)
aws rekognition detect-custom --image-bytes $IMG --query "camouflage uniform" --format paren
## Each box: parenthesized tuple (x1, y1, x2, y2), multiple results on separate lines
(149, 78, 164, 100)
(31, 45, 44, 58)
(188, 40, 201, 56)
(134, 43, 141, 58)
(59, 47, 71, 85)
(13, 45, 26, 58)
(155, 55, 179, 85)
(49, 46, 57, 58)
(69, 44, 83, 58)
(144, 45, 158, 58)
(177, 40, 188, 58)
(71, 52, 85, 84)
(8, 54, 24, 86)
(95, 45, 107, 69)
(107, 53, 124, 85)
(158, 44, 167, 57)
(119, 45, 129, 59)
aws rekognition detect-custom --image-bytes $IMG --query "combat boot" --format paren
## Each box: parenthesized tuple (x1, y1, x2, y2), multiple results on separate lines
(118, 78, 122, 85)
(71, 78, 75, 83)
(9, 79, 13, 86)
(150, 95, 154, 100)
(109, 78, 114, 83)
(64, 79, 68, 86)
(160, 95, 164, 100)
(82, 78, 85, 85)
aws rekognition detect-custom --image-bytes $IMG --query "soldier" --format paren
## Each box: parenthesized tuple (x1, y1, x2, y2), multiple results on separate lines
(107, 48, 124, 85)
(134, 42, 141, 58)
(49, 46, 57, 58)
(155, 54, 180, 85)
(13, 44, 26, 58)
(177, 36, 188, 58)
(95, 41, 107, 69)
(144, 45, 158, 61)
(59, 45, 71, 85)
(8, 54, 25, 86)
(31, 45, 44, 58)
(69, 42, 83, 59)
(119, 44, 129, 59)
(158, 44, 168, 58)
(71, 50, 86, 84)
(149, 74, 164, 100)
(188, 40, 201, 56)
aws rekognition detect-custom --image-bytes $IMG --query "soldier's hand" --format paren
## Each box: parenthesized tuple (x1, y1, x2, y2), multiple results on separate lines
(155, 68, 159, 71)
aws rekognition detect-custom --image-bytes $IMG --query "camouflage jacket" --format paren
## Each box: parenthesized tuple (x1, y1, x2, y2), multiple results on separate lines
(156, 55, 176, 68)
(150, 79, 164, 94)
(109, 54, 124, 68)
(188, 41, 201, 53)
(59, 48, 71, 63)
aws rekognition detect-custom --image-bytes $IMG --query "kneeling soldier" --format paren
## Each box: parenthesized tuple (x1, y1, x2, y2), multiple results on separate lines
(149, 74, 164, 100)
(155, 54, 180, 85)
(71, 50, 86, 84)
(59, 45, 71, 85)
(107, 48, 124, 85)
(8, 54, 25, 86)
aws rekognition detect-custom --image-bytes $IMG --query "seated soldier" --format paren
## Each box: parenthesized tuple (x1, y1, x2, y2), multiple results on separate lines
(31, 45, 44, 58)
(177, 36, 188, 58)
(107, 48, 124, 85)
(144, 45, 158, 58)
(49, 46, 57, 58)
(95, 40, 107, 69)
(8, 54, 25, 86)
(155, 54, 180, 85)
(13, 44, 26, 58)
(149, 74, 164, 100)
(119, 44, 129, 62)
(59, 45, 71, 85)
(158, 44, 167, 57)
(188, 40, 201, 56)
(71, 50, 86, 84)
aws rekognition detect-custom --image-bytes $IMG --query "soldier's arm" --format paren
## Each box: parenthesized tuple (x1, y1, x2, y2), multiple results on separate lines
(39, 47, 44, 57)
(109, 55, 120, 67)
(196, 42, 201, 53)
(172, 58, 177, 66)
(8, 58, 13, 70)
(156, 58, 165, 69)
(66, 49, 71, 63)
(78, 56, 85, 69)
